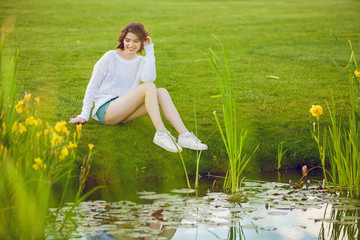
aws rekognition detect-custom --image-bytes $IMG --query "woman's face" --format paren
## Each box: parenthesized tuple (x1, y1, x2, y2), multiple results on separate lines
(123, 32, 141, 55)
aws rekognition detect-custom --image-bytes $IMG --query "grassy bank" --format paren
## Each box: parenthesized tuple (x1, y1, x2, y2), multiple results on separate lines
(1, 0, 359, 182)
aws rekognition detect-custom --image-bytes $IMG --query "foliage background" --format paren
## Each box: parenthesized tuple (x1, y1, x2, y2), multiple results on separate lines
(1, 0, 359, 183)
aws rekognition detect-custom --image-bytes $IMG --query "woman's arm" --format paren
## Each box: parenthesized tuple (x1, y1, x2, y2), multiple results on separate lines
(69, 52, 111, 124)
(140, 36, 156, 82)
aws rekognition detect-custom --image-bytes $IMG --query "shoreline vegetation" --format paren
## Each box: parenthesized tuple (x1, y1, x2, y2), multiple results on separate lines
(1, 0, 359, 182)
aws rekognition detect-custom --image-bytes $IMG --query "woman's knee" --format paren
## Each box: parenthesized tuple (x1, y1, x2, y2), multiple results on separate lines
(157, 88, 170, 103)
(142, 82, 156, 91)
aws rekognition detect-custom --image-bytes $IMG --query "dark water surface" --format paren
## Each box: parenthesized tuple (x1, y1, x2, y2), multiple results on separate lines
(47, 169, 360, 240)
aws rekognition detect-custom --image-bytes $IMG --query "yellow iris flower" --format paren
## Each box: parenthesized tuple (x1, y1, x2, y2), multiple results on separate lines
(25, 116, 39, 126)
(15, 100, 24, 114)
(355, 70, 360, 78)
(18, 123, 27, 134)
(59, 147, 69, 160)
(67, 141, 77, 149)
(24, 92, 31, 102)
(309, 105, 323, 117)
(55, 121, 68, 133)
(88, 143, 94, 151)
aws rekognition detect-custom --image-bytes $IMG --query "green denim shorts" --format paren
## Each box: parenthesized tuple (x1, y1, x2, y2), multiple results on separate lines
(96, 97, 118, 125)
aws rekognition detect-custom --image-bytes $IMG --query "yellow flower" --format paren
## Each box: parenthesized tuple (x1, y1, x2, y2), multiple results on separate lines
(2, 122, 6, 134)
(309, 105, 323, 117)
(76, 124, 82, 133)
(55, 121, 67, 133)
(88, 143, 94, 151)
(15, 100, 24, 114)
(11, 122, 17, 133)
(32, 164, 39, 170)
(25, 116, 39, 127)
(35, 96, 40, 104)
(24, 92, 31, 102)
(59, 147, 69, 160)
(32, 157, 44, 170)
(67, 141, 77, 149)
(34, 157, 43, 165)
(36, 132, 42, 138)
(18, 123, 27, 134)
(51, 133, 63, 147)
(44, 129, 49, 136)
(355, 70, 360, 78)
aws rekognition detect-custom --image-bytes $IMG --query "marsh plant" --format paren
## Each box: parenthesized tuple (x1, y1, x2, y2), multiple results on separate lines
(207, 36, 258, 193)
(276, 141, 288, 171)
(311, 37, 360, 198)
(0, 36, 99, 238)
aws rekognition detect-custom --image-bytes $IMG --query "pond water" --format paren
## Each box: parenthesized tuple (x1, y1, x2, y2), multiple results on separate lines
(46, 170, 360, 240)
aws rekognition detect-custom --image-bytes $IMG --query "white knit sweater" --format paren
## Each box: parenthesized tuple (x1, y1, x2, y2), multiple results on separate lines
(78, 44, 156, 121)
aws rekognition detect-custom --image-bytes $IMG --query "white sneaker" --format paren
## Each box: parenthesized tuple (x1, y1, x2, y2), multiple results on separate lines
(153, 132, 182, 153)
(177, 132, 208, 151)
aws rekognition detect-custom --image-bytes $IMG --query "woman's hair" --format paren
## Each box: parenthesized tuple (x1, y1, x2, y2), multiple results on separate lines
(116, 22, 149, 54)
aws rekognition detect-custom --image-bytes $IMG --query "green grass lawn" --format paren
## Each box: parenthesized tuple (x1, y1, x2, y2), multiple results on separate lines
(1, 0, 359, 183)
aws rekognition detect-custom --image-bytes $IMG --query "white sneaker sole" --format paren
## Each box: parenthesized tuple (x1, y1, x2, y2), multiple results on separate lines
(178, 142, 208, 151)
(153, 138, 183, 153)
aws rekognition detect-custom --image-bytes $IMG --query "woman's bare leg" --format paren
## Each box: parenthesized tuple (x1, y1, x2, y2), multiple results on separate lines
(104, 82, 166, 130)
(121, 88, 188, 134)
(157, 88, 187, 134)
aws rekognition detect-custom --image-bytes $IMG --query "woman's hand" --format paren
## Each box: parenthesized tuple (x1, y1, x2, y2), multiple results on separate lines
(68, 117, 87, 124)
(144, 36, 152, 46)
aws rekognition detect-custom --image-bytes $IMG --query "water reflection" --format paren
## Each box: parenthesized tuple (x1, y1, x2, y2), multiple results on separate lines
(46, 179, 360, 240)
(318, 202, 360, 240)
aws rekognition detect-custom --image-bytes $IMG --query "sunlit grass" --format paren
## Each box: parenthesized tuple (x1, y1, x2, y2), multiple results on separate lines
(1, 0, 359, 177)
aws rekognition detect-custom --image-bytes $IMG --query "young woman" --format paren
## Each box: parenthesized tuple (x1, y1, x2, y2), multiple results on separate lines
(69, 22, 207, 153)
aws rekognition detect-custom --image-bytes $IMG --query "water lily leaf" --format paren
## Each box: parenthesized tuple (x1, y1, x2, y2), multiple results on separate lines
(267, 211, 288, 216)
(229, 207, 243, 213)
(274, 205, 293, 210)
(151, 208, 164, 217)
(248, 200, 266, 206)
(242, 207, 257, 213)
(129, 232, 152, 238)
(241, 224, 257, 229)
(171, 188, 196, 194)
(227, 193, 249, 203)
(138, 191, 157, 195)
(259, 226, 277, 231)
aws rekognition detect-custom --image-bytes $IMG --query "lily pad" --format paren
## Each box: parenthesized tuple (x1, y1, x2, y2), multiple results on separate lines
(267, 211, 288, 216)
(171, 188, 196, 194)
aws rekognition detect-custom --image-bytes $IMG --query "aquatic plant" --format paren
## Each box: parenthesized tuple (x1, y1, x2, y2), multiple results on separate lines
(0, 36, 99, 238)
(168, 133, 191, 188)
(276, 141, 288, 170)
(311, 35, 360, 198)
(207, 35, 258, 193)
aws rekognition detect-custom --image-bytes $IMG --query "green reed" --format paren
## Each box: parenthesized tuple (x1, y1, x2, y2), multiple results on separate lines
(276, 141, 288, 171)
(0, 36, 99, 238)
(207, 36, 258, 193)
(313, 36, 360, 198)
(168, 133, 191, 189)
